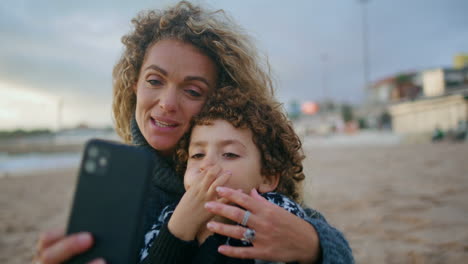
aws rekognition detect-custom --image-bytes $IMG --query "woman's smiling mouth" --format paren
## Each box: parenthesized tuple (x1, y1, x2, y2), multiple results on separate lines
(151, 117, 179, 128)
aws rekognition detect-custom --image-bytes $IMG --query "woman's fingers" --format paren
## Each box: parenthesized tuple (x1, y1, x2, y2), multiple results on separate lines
(249, 188, 269, 204)
(208, 190, 321, 262)
(87, 258, 106, 264)
(37, 228, 65, 253)
(217, 245, 260, 260)
(207, 221, 267, 259)
(215, 197, 229, 205)
(39, 232, 93, 264)
(206, 221, 246, 240)
(215, 187, 262, 213)
(205, 201, 257, 226)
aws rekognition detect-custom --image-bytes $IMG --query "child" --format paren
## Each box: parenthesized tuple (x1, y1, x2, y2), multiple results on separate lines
(141, 87, 321, 263)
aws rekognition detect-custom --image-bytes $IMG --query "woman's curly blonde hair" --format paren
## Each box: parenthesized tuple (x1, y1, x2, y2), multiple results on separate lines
(113, 1, 275, 143)
(175, 87, 305, 202)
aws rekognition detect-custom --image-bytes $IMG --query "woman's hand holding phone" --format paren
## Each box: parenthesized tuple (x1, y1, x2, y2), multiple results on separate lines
(34, 228, 101, 264)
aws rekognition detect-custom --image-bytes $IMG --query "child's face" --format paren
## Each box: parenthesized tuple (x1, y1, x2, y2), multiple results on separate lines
(184, 119, 277, 194)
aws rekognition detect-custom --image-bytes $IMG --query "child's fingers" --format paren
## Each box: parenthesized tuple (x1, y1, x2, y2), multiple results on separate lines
(200, 165, 222, 191)
(208, 171, 231, 198)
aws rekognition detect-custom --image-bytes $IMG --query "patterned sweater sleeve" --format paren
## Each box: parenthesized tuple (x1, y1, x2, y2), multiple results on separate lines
(139, 204, 198, 264)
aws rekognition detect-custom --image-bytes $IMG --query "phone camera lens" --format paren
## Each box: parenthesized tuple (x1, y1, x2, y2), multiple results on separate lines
(88, 146, 99, 158)
(85, 160, 96, 174)
(98, 157, 108, 167)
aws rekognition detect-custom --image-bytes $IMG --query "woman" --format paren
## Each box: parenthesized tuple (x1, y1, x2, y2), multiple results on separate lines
(34, 2, 353, 264)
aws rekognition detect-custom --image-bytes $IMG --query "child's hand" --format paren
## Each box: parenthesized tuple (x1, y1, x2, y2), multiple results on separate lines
(168, 165, 231, 241)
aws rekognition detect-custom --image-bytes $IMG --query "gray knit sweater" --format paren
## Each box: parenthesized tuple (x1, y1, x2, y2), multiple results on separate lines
(131, 119, 354, 264)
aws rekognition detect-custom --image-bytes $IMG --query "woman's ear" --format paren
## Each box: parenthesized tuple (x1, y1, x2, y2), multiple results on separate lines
(258, 174, 279, 193)
(132, 83, 137, 94)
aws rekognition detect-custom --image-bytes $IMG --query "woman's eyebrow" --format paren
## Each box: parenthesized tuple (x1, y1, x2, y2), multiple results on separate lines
(184, 76, 211, 87)
(144, 64, 211, 87)
(144, 64, 167, 75)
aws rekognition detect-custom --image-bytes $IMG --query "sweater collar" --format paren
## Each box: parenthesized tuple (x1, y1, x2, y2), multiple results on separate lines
(130, 116, 185, 196)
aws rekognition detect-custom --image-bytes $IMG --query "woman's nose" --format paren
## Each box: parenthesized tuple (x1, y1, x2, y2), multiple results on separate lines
(159, 86, 177, 112)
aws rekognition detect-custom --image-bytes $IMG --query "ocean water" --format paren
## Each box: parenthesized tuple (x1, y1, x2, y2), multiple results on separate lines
(0, 152, 82, 176)
(0, 129, 117, 177)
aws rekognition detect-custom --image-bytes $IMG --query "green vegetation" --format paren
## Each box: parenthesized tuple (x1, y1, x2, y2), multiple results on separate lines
(0, 129, 52, 139)
(341, 104, 354, 123)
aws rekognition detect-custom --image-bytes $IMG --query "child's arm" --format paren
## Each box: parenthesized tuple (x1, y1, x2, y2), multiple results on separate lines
(139, 204, 182, 262)
(141, 166, 231, 263)
(168, 165, 231, 241)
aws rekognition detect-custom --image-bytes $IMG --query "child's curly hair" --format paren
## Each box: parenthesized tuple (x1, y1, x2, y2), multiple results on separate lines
(175, 87, 305, 202)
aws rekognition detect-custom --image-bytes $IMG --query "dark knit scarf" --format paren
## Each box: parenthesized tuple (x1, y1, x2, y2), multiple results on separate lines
(130, 117, 185, 196)
(130, 116, 185, 241)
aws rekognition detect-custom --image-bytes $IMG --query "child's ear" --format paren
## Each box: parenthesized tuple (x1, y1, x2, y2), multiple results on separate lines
(258, 174, 280, 193)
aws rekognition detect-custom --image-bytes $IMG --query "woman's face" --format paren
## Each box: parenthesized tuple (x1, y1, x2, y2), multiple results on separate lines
(134, 39, 218, 155)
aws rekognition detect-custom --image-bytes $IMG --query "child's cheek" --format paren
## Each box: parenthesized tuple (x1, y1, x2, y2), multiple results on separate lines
(222, 178, 248, 194)
(183, 166, 201, 190)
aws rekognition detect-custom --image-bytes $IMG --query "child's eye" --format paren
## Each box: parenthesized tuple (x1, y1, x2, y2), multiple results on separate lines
(190, 153, 205, 159)
(223, 152, 240, 159)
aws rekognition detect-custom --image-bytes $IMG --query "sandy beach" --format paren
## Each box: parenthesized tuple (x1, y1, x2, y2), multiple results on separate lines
(1, 141, 468, 263)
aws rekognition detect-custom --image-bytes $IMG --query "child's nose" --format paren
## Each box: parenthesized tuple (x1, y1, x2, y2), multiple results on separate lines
(200, 155, 217, 171)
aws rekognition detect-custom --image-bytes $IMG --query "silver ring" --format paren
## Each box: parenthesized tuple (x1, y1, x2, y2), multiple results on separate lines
(240, 210, 251, 226)
(241, 228, 256, 243)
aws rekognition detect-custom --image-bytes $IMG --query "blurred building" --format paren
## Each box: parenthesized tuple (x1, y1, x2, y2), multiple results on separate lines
(453, 53, 468, 69)
(389, 66, 468, 134)
(361, 72, 421, 129)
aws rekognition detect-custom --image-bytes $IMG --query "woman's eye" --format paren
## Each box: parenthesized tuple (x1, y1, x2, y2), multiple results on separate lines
(185, 88, 202, 97)
(223, 152, 240, 159)
(147, 79, 162, 86)
(190, 153, 205, 159)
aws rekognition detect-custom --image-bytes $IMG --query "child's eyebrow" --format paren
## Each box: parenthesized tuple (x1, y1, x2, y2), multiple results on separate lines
(190, 139, 246, 149)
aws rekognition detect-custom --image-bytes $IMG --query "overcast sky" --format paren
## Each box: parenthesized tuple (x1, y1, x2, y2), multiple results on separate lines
(1, 0, 467, 130)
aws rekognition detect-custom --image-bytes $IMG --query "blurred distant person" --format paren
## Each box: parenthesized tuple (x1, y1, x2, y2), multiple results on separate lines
(453, 120, 467, 142)
(432, 125, 444, 142)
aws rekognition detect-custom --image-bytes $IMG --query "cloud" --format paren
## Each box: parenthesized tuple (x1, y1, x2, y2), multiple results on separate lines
(1, 0, 467, 129)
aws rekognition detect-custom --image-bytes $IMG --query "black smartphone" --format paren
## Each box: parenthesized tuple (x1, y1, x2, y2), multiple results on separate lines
(65, 139, 154, 264)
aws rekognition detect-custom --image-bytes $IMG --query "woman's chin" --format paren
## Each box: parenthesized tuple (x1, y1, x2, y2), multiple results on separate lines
(146, 137, 176, 156)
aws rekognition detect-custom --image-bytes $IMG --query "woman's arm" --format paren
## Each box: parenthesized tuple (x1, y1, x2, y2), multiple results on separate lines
(205, 187, 354, 264)
(302, 208, 354, 264)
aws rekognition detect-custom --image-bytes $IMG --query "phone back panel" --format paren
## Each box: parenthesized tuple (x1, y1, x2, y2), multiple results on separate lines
(65, 139, 154, 264)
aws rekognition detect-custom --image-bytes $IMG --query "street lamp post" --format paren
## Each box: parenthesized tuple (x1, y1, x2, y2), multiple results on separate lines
(359, 0, 371, 93)
(321, 53, 329, 102)
(56, 97, 63, 132)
